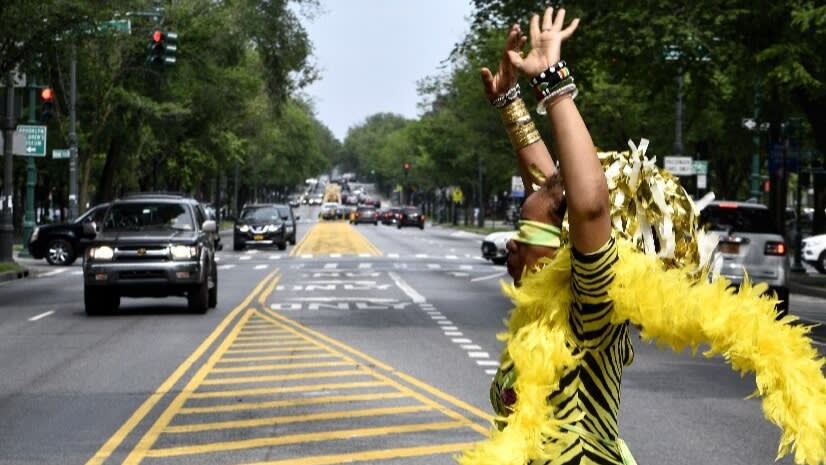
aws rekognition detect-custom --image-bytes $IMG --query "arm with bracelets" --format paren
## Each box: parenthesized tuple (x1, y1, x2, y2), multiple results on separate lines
(480, 24, 555, 196)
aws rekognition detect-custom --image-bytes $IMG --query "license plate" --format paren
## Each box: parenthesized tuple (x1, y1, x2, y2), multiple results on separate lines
(718, 242, 739, 254)
(253, 235, 264, 241)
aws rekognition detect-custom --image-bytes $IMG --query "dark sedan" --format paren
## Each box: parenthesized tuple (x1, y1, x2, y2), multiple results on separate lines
(28, 203, 109, 266)
(353, 206, 379, 225)
(397, 206, 426, 229)
(233, 204, 287, 251)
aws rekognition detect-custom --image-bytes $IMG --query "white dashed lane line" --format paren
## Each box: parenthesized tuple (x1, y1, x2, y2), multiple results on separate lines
(28, 310, 55, 322)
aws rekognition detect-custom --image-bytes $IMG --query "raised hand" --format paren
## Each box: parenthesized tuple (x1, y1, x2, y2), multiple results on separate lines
(480, 24, 527, 101)
(507, 7, 579, 78)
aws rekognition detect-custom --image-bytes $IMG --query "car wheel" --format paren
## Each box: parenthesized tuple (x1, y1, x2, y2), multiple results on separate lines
(419, 224, 425, 230)
(289, 236, 296, 246)
(84, 286, 119, 316)
(208, 265, 218, 309)
(397, 224, 402, 229)
(46, 238, 76, 266)
(492, 257, 507, 265)
(233, 239, 245, 251)
(188, 279, 209, 314)
(816, 251, 826, 274)
(277, 242, 287, 251)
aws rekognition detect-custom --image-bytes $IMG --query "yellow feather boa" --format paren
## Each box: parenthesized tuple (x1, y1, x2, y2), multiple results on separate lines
(458, 239, 826, 465)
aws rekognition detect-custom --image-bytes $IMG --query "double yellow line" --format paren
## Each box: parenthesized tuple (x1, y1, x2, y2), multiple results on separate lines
(84, 270, 281, 465)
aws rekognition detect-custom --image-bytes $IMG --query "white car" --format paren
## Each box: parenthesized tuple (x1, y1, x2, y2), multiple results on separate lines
(802, 233, 826, 274)
(481, 230, 517, 265)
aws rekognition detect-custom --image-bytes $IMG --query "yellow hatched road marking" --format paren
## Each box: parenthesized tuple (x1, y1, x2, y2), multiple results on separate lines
(188, 381, 385, 399)
(290, 222, 382, 257)
(200, 369, 369, 386)
(218, 353, 338, 363)
(230, 339, 307, 347)
(223, 346, 322, 355)
(210, 360, 352, 373)
(237, 442, 477, 465)
(163, 405, 434, 434)
(234, 335, 296, 342)
(178, 391, 407, 415)
(145, 421, 467, 458)
(83, 270, 281, 465)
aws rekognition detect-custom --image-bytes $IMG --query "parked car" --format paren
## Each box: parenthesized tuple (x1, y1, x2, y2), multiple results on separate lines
(482, 230, 517, 265)
(287, 195, 301, 208)
(28, 203, 109, 266)
(397, 206, 426, 229)
(801, 233, 826, 274)
(700, 201, 790, 315)
(353, 206, 379, 225)
(82, 193, 218, 315)
(320, 202, 339, 220)
(233, 204, 288, 251)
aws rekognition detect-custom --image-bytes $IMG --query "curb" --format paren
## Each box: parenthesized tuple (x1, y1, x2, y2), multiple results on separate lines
(0, 268, 30, 283)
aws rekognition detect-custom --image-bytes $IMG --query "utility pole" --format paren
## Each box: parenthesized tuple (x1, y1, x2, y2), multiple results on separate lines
(19, 75, 38, 257)
(0, 75, 15, 261)
(673, 69, 684, 156)
(750, 84, 762, 199)
(68, 43, 79, 219)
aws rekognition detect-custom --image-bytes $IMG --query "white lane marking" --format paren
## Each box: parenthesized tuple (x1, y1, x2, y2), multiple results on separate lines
(450, 272, 470, 277)
(459, 265, 473, 270)
(29, 310, 55, 321)
(217, 264, 236, 270)
(477, 360, 500, 367)
(388, 253, 400, 258)
(471, 271, 507, 282)
(441, 326, 458, 331)
(485, 369, 498, 375)
(427, 264, 441, 270)
(324, 263, 338, 269)
(358, 263, 372, 269)
(330, 253, 342, 258)
(461, 344, 482, 350)
(71, 271, 83, 276)
(445, 331, 463, 336)
(285, 297, 397, 303)
(388, 272, 426, 303)
(301, 254, 313, 258)
(436, 320, 453, 325)
(452, 338, 472, 343)
(246, 249, 259, 254)
(39, 269, 67, 277)
(358, 253, 371, 257)
(239, 256, 252, 261)
(415, 254, 428, 258)
(468, 352, 490, 358)
(431, 315, 446, 320)
(446, 255, 458, 259)
(254, 264, 268, 270)
(269, 255, 281, 260)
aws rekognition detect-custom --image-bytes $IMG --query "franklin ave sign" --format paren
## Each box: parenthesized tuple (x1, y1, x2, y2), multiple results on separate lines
(14, 125, 47, 157)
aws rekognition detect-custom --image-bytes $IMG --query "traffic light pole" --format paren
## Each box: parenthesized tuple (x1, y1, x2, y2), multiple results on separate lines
(0, 75, 15, 262)
(19, 76, 38, 257)
(750, 84, 762, 199)
(68, 43, 79, 220)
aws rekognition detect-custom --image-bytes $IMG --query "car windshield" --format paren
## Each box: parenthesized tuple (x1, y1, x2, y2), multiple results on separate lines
(276, 207, 291, 220)
(240, 207, 282, 222)
(701, 206, 780, 234)
(103, 203, 193, 231)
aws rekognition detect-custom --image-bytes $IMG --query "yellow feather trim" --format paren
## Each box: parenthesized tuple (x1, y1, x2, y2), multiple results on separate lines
(459, 239, 826, 465)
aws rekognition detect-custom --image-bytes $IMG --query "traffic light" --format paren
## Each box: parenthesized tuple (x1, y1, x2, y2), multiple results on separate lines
(403, 162, 411, 171)
(146, 30, 178, 67)
(39, 87, 54, 122)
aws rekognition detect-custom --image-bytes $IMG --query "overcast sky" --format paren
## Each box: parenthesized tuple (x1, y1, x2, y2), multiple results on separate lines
(301, 0, 474, 141)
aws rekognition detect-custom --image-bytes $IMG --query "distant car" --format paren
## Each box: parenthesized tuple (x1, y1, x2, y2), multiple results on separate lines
(308, 193, 323, 205)
(320, 202, 339, 220)
(700, 201, 789, 316)
(382, 207, 402, 225)
(802, 233, 826, 274)
(28, 203, 109, 266)
(288, 195, 301, 208)
(233, 204, 287, 251)
(397, 206, 426, 229)
(482, 230, 517, 265)
(353, 206, 379, 225)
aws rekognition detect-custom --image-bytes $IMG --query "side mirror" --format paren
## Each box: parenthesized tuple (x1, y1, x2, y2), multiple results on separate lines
(82, 222, 98, 238)
(202, 220, 217, 233)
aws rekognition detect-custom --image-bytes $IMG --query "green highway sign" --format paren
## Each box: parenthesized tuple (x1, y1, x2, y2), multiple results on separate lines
(52, 149, 71, 159)
(14, 125, 47, 157)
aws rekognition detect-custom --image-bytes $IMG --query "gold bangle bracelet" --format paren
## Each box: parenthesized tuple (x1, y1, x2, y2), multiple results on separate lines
(507, 121, 541, 150)
(499, 98, 531, 127)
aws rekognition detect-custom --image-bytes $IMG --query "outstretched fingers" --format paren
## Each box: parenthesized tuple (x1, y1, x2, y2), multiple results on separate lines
(542, 7, 554, 31)
(560, 17, 580, 40)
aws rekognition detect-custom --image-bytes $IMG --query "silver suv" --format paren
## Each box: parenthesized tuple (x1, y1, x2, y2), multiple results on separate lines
(700, 201, 790, 315)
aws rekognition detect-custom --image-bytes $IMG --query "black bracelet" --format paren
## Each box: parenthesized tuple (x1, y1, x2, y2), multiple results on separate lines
(490, 84, 521, 108)
(530, 61, 571, 101)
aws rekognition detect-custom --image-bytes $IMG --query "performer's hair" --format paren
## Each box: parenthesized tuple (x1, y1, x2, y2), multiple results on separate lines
(536, 171, 567, 227)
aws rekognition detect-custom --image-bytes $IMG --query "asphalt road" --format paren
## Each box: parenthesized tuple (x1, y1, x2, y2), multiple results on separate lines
(1, 203, 824, 465)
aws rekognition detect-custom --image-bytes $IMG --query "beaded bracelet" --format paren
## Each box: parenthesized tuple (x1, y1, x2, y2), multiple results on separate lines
(530, 61, 570, 101)
(536, 82, 578, 115)
(490, 84, 521, 109)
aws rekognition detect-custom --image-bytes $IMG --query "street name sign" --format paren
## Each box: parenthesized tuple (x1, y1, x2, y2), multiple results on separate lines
(14, 125, 47, 157)
(692, 160, 708, 175)
(511, 175, 525, 198)
(664, 156, 693, 176)
(52, 149, 70, 159)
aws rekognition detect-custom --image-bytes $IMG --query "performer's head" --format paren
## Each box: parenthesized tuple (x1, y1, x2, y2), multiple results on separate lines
(506, 172, 567, 286)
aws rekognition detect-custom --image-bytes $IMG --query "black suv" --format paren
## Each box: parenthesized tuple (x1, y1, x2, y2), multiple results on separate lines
(82, 194, 218, 315)
(233, 204, 289, 250)
(28, 203, 109, 266)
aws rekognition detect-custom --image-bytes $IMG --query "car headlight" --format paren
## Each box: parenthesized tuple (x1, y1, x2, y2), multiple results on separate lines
(265, 224, 283, 233)
(29, 226, 39, 242)
(170, 245, 198, 260)
(237, 224, 249, 233)
(89, 245, 115, 261)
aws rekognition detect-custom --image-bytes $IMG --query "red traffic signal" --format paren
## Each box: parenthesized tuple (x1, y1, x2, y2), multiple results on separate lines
(40, 87, 54, 102)
(152, 30, 163, 43)
(403, 162, 411, 171)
